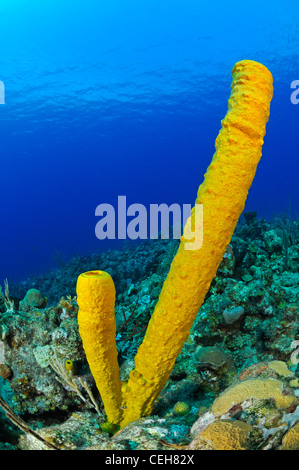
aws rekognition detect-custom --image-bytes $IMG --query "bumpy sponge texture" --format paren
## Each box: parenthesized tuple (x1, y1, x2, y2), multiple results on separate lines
(119, 60, 273, 428)
(77, 271, 122, 424)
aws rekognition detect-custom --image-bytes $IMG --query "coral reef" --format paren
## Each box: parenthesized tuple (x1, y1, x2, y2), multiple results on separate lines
(0, 212, 298, 449)
(188, 360, 299, 451)
(19, 288, 47, 311)
(191, 419, 253, 450)
(0, 60, 298, 450)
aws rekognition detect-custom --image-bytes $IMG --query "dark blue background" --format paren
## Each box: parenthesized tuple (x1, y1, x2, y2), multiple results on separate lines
(0, 0, 298, 281)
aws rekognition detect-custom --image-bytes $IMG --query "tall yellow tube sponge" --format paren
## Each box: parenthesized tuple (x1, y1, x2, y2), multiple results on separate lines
(119, 60, 273, 427)
(76, 270, 122, 425)
(76, 60, 273, 429)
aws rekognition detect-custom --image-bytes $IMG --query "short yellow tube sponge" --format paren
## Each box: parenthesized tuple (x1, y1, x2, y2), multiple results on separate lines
(76, 270, 122, 424)
(119, 60, 273, 427)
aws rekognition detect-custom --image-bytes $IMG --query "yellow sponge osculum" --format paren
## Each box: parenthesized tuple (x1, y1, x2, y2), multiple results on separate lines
(76, 270, 122, 424)
(119, 60, 273, 428)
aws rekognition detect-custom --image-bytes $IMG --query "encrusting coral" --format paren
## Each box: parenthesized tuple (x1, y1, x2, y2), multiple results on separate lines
(76, 59, 273, 428)
(282, 422, 299, 450)
(211, 377, 295, 416)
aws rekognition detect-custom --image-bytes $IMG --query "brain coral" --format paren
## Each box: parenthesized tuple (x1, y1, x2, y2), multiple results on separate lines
(267, 361, 294, 378)
(20, 288, 46, 310)
(196, 419, 252, 450)
(195, 346, 232, 371)
(282, 423, 299, 450)
(212, 378, 295, 416)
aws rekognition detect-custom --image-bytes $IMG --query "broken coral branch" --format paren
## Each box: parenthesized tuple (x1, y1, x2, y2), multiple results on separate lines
(0, 394, 59, 450)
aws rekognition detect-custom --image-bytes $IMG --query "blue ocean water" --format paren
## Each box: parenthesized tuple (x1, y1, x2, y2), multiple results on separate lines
(0, 0, 298, 282)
